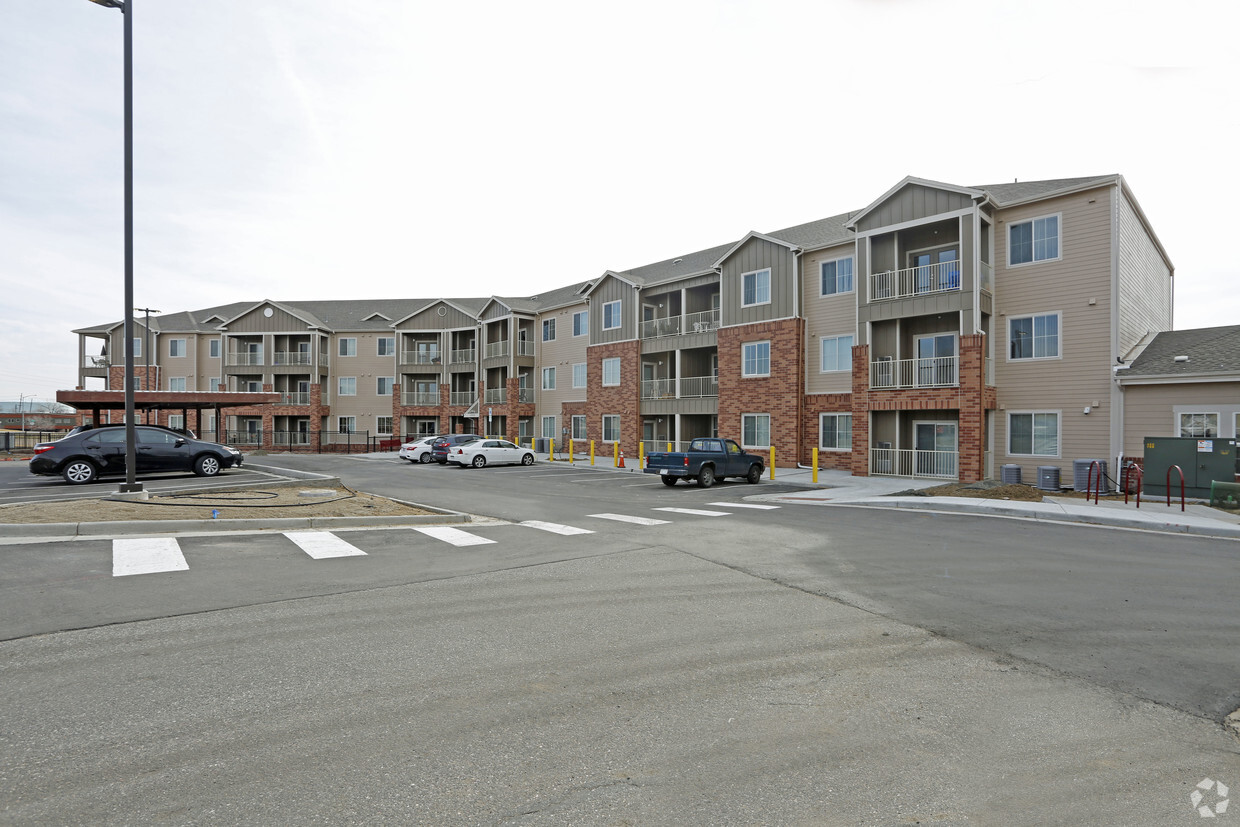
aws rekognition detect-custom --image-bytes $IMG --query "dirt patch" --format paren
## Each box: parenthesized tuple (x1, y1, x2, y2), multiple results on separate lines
(890, 480, 1046, 502)
(0, 485, 433, 524)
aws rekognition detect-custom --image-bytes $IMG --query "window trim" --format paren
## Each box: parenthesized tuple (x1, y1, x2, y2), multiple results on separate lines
(741, 341, 771, 378)
(1007, 311, 1062, 362)
(571, 414, 587, 440)
(819, 412, 853, 451)
(819, 334, 854, 373)
(1177, 411, 1220, 438)
(542, 318, 556, 342)
(572, 362, 587, 389)
(819, 256, 855, 297)
(377, 376, 394, 397)
(337, 376, 357, 396)
(741, 413, 771, 450)
(337, 416, 356, 434)
(541, 415, 557, 440)
(168, 338, 187, 358)
(542, 366, 556, 390)
(572, 310, 588, 337)
(602, 300, 622, 331)
(1007, 212, 1062, 267)
(168, 377, 187, 393)
(741, 268, 772, 308)
(377, 337, 395, 357)
(601, 414, 621, 443)
(602, 357, 621, 387)
(1007, 410, 1061, 458)
(209, 339, 220, 359)
(376, 416, 393, 435)
(338, 337, 357, 357)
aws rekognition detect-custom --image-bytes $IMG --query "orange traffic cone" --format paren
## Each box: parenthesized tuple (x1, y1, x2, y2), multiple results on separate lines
(618, 450, 626, 469)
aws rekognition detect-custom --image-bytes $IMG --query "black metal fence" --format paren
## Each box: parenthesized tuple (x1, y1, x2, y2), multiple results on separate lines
(0, 431, 71, 451)
(220, 430, 399, 453)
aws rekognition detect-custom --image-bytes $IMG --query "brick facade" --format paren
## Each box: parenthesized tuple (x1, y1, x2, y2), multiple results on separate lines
(717, 318, 804, 467)
(802, 392, 854, 470)
(586, 340, 641, 452)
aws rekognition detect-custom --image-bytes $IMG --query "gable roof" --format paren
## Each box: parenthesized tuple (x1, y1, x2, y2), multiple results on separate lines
(845, 176, 987, 230)
(976, 175, 1118, 206)
(1120, 325, 1240, 381)
(216, 299, 329, 330)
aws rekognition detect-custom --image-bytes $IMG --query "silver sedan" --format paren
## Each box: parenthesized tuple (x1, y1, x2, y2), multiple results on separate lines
(447, 439, 535, 468)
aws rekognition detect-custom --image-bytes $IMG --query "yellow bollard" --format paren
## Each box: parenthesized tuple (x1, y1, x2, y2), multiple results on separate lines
(549, 438, 555, 462)
(638, 442, 644, 467)
(569, 439, 574, 464)
(590, 440, 595, 466)
(613, 442, 619, 467)
(769, 445, 775, 480)
(812, 447, 819, 484)
(667, 441, 672, 453)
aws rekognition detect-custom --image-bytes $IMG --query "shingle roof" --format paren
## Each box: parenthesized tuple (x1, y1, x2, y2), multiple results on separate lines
(976, 175, 1117, 205)
(1122, 325, 1240, 378)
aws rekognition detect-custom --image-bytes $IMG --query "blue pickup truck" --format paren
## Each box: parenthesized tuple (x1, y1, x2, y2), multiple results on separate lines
(644, 437, 765, 488)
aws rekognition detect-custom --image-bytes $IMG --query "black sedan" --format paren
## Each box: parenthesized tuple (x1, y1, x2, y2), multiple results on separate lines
(29, 425, 243, 484)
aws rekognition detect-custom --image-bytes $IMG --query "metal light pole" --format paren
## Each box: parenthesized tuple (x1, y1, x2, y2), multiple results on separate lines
(136, 306, 160, 422)
(89, 0, 141, 493)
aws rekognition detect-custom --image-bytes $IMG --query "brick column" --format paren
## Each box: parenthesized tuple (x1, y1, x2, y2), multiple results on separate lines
(850, 343, 870, 476)
(956, 334, 986, 483)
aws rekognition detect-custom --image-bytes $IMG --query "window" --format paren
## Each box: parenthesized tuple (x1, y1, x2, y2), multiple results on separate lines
(1009, 214, 1060, 265)
(1009, 313, 1060, 360)
(742, 414, 771, 449)
(377, 376, 394, 396)
(209, 339, 220, 359)
(338, 416, 355, 434)
(338, 338, 357, 357)
(168, 414, 184, 430)
(377, 337, 395, 357)
(602, 414, 620, 442)
(742, 341, 770, 377)
(208, 377, 220, 392)
(338, 377, 357, 396)
(132, 338, 142, 358)
(168, 377, 186, 392)
(1009, 412, 1059, 457)
(573, 310, 588, 336)
(603, 301, 621, 330)
(742, 268, 771, 307)
(541, 416, 557, 439)
(820, 258, 854, 296)
(542, 366, 556, 390)
(572, 415, 586, 440)
(542, 319, 556, 342)
(602, 357, 620, 386)
(1179, 412, 1219, 438)
(205, 414, 216, 433)
(820, 335, 854, 372)
(820, 413, 852, 450)
(572, 362, 587, 389)
(169, 338, 186, 357)
(377, 416, 393, 435)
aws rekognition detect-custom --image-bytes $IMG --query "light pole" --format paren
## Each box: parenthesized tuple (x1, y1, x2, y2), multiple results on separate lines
(136, 306, 160, 422)
(89, 0, 141, 494)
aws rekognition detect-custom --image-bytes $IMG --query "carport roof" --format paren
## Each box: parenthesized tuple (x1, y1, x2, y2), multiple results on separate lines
(57, 390, 282, 416)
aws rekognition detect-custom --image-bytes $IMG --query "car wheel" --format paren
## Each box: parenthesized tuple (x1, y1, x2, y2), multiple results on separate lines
(437, 458, 447, 465)
(194, 455, 221, 477)
(698, 466, 715, 488)
(419, 453, 433, 464)
(661, 476, 677, 486)
(62, 460, 97, 485)
(472, 454, 487, 468)
(746, 464, 762, 484)
(521, 452, 534, 466)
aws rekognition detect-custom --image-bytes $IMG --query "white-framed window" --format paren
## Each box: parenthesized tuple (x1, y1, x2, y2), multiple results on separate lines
(377, 337, 395, 357)
(820, 257, 854, 296)
(1008, 411, 1060, 457)
(168, 414, 184, 430)
(542, 366, 556, 390)
(741, 413, 771, 449)
(168, 377, 186, 392)
(1009, 313, 1060, 360)
(573, 310, 588, 336)
(602, 414, 620, 442)
(1179, 412, 1219, 438)
(169, 338, 186, 357)
(541, 415, 557, 439)
(542, 319, 556, 342)
(572, 415, 587, 440)
(208, 376, 220, 392)
(602, 357, 621, 386)
(820, 413, 852, 450)
(742, 341, 770, 377)
(377, 416, 393, 435)
(820, 335, 854, 372)
(338, 338, 357, 357)
(572, 362, 587, 389)
(742, 268, 771, 307)
(132, 338, 142, 358)
(338, 377, 357, 396)
(209, 339, 220, 359)
(377, 376, 394, 396)
(204, 414, 216, 433)
(603, 301, 621, 330)
(338, 416, 355, 434)
(1009, 214, 1061, 266)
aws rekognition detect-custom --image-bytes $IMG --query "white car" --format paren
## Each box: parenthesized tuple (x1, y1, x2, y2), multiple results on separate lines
(447, 438, 536, 468)
(398, 435, 439, 464)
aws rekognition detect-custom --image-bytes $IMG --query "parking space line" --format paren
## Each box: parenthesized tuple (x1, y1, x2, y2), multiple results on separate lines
(112, 537, 188, 577)
(283, 531, 368, 559)
(588, 513, 671, 526)
(653, 507, 731, 517)
(519, 520, 595, 536)
(412, 526, 496, 546)
(706, 502, 781, 510)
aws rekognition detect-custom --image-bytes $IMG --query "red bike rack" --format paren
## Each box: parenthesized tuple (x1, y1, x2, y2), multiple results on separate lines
(1122, 462, 1143, 509)
(1166, 464, 1185, 512)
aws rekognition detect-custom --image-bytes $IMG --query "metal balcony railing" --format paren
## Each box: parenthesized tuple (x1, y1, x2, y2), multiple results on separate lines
(273, 351, 312, 366)
(82, 356, 110, 368)
(517, 388, 534, 403)
(450, 391, 474, 406)
(870, 448, 958, 479)
(402, 350, 442, 365)
(484, 388, 507, 404)
(485, 342, 509, 359)
(279, 392, 310, 405)
(869, 356, 958, 389)
(979, 261, 993, 293)
(449, 348, 476, 364)
(679, 375, 719, 398)
(226, 352, 264, 366)
(516, 340, 535, 357)
(641, 379, 675, 399)
(869, 260, 961, 301)
(638, 309, 720, 340)
(402, 391, 439, 406)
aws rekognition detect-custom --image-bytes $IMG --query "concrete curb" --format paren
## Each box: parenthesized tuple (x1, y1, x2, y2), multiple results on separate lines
(244, 462, 338, 481)
(0, 511, 469, 539)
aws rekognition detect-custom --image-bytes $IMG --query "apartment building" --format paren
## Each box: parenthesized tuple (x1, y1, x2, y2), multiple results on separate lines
(71, 174, 1184, 483)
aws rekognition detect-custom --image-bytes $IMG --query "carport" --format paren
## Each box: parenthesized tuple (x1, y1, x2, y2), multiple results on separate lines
(56, 390, 281, 443)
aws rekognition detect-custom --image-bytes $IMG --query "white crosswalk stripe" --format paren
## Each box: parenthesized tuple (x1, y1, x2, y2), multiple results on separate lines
(706, 502, 781, 510)
(519, 520, 595, 536)
(112, 537, 188, 577)
(653, 507, 731, 517)
(283, 531, 367, 559)
(588, 513, 671, 526)
(412, 526, 496, 546)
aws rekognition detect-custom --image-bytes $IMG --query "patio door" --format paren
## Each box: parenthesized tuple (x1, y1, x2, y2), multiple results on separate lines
(915, 334, 956, 386)
(911, 247, 960, 293)
(914, 421, 957, 477)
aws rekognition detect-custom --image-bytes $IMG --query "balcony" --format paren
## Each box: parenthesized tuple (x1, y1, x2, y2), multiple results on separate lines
(402, 391, 439, 406)
(449, 348, 476, 364)
(869, 357, 958, 389)
(82, 356, 110, 368)
(517, 388, 534, 403)
(639, 309, 720, 340)
(402, 350, 442, 365)
(870, 447, 958, 479)
(516, 340, 535, 357)
(484, 388, 507, 404)
(273, 351, 312, 366)
(485, 342, 509, 359)
(869, 261, 960, 301)
(641, 375, 718, 400)
(226, 352, 264, 367)
(450, 391, 474, 406)
(279, 392, 310, 405)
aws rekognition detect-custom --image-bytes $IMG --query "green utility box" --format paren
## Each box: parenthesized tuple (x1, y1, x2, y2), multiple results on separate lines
(1142, 435, 1237, 499)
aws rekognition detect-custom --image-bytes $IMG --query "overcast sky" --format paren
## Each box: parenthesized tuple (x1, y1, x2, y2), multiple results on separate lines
(2, 0, 1236, 403)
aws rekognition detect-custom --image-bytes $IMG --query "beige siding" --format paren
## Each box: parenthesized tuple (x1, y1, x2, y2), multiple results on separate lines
(720, 237, 796, 325)
(1122, 382, 1240, 456)
(1116, 191, 1173, 354)
(802, 242, 859, 394)
(195, 335, 222, 390)
(536, 301, 590, 422)
(993, 187, 1116, 476)
(332, 332, 398, 427)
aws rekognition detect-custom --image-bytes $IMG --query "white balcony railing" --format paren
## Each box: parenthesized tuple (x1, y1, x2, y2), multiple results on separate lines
(402, 350, 442, 365)
(516, 340, 535, 357)
(450, 391, 474, 406)
(82, 356, 110, 368)
(279, 392, 310, 405)
(449, 348, 476, 364)
(869, 260, 961, 301)
(979, 261, 993, 293)
(517, 388, 534, 403)
(641, 379, 675, 399)
(226, 352, 264, 366)
(638, 309, 721, 339)
(679, 375, 718, 398)
(485, 342, 509, 359)
(273, 351, 312, 366)
(684, 309, 721, 334)
(640, 316, 681, 339)
(869, 356, 958, 389)
(402, 391, 439, 406)
(870, 448, 958, 479)
(484, 388, 507, 404)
